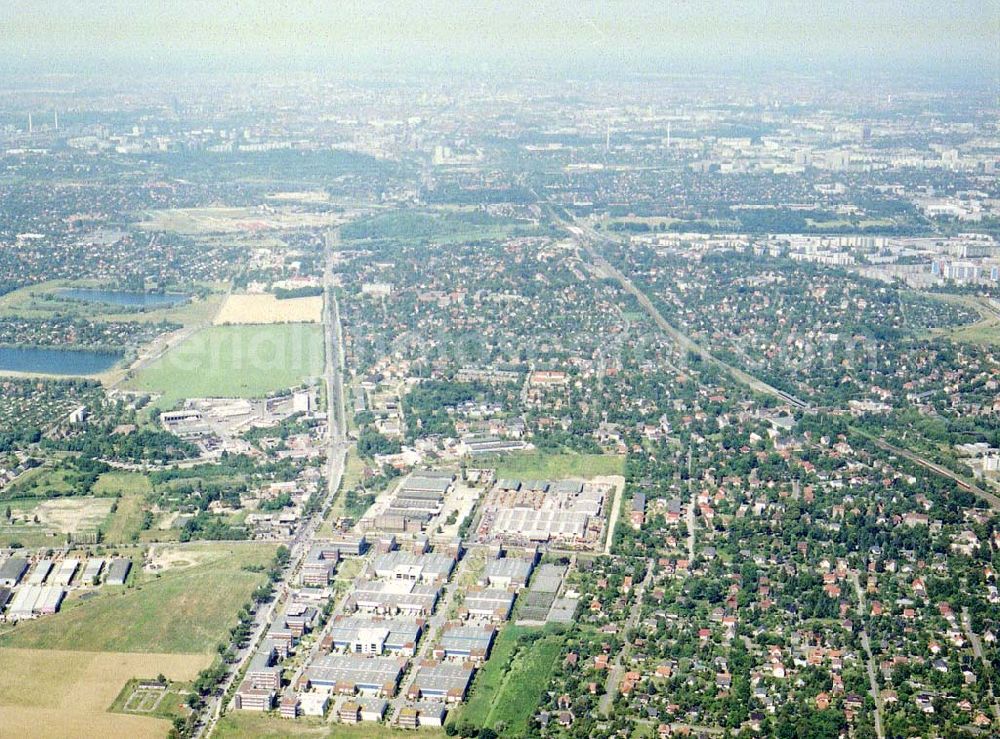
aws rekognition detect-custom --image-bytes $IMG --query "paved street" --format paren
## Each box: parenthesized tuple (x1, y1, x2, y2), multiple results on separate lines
(194, 227, 350, 739)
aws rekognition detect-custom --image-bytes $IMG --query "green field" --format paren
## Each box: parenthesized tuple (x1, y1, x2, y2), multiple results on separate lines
(319, 449, 365, 530)
(491, 452, 624, 480)
(0, 543, 275, 653)
(215, 713, 445, 738)
(96, 473, 153, 544)
(451, 625, 565, 735)
(1, 464, 76, 499)
(126, 323, 324, 407)
(920, 293, 1000, 347)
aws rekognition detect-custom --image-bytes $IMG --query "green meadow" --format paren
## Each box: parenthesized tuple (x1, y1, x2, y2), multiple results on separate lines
(126, 323, 324, 407)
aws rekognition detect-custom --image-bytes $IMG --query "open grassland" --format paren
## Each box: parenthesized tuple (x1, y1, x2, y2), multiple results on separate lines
(0, 647, 210, 739)
(1, 462, 79, 498)
(491, 451, 625, 479)
(214, 293, 323, 325)
(96, 472, 154, 544)
(139, 207, 344, 234)
(319, 448, 365, 530)
(0, 495, 114, 546)
(450, 625, 564, 734)
(921, 292, 1000, 347)
(215, 713, 446, 739)
(126, 323, 324, 408)
(0, 543, 276, 653)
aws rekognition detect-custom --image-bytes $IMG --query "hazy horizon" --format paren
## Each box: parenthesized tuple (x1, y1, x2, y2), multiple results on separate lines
(1, 1, 998, 80)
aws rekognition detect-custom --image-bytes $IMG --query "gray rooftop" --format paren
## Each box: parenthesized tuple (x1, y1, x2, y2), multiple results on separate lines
(329, 616, 422, 650)
(306, 653, 407, 690)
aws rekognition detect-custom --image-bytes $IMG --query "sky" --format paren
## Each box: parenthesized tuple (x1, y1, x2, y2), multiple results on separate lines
(1, 1, 997, 78)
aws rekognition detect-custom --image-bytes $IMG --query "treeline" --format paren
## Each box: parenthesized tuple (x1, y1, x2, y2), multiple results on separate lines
(45, 427, 197, 463)
(273, 286, 323, 299)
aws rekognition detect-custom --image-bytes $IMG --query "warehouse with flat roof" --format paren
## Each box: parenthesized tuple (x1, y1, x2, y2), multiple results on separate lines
(407, 661, 475, 702)
(435, 624, 496, 663)
(7, 585, 65, 619)
(328, 616, 423, 656)
(372, 552, 455, 583)
(491, 508, 590, 541)
(27, 560, 53, 585)
(346, 579, 440, 617)
(461, 589, 516, 621)
(80, 559, 104, 585)
(0, 557, 29, 587)
(304, 654, 407, 697)
(105, 558, 132, 585)
(483, 557, 534, 589)
(50, 559, 80, 586)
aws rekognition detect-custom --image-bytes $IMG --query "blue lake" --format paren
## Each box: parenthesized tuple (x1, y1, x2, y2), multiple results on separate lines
(0, 346, 121, 375)
(56, 288, 188, 308)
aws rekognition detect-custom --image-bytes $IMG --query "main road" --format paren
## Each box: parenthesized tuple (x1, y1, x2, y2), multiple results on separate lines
(195, 231, 350, 738)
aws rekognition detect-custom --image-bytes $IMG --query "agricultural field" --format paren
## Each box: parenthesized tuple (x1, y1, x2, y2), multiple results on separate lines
(125, 323, 324, 408)
(215, 713, 445, 739)
(0, 647, 209, 739)
(0, 543, 276, 654)
(213, 293, 323, 325)
(491, 451, 625, 480)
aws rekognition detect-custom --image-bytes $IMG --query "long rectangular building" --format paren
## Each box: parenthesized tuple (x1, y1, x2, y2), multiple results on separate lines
(371, 552, 455, 583)
(327, 616, 423, 656)
(407, 661, 475, 702)
(461, 589, 516, 621)
(27, 560, 53, 585)
(0, 557, 28, 587)
(105, 558, 132, 585)
(7, 585, 65, 619)
(491, 508, 590, 542)
(304, 654, 407, 697)
(50, 559, 80, 586)
(435, 624, 496, 662)
(483, 557, 534, 589)
(346, 579, 440, 617)
(80, 559, 104, 585)
(403, 474, 454, 494)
